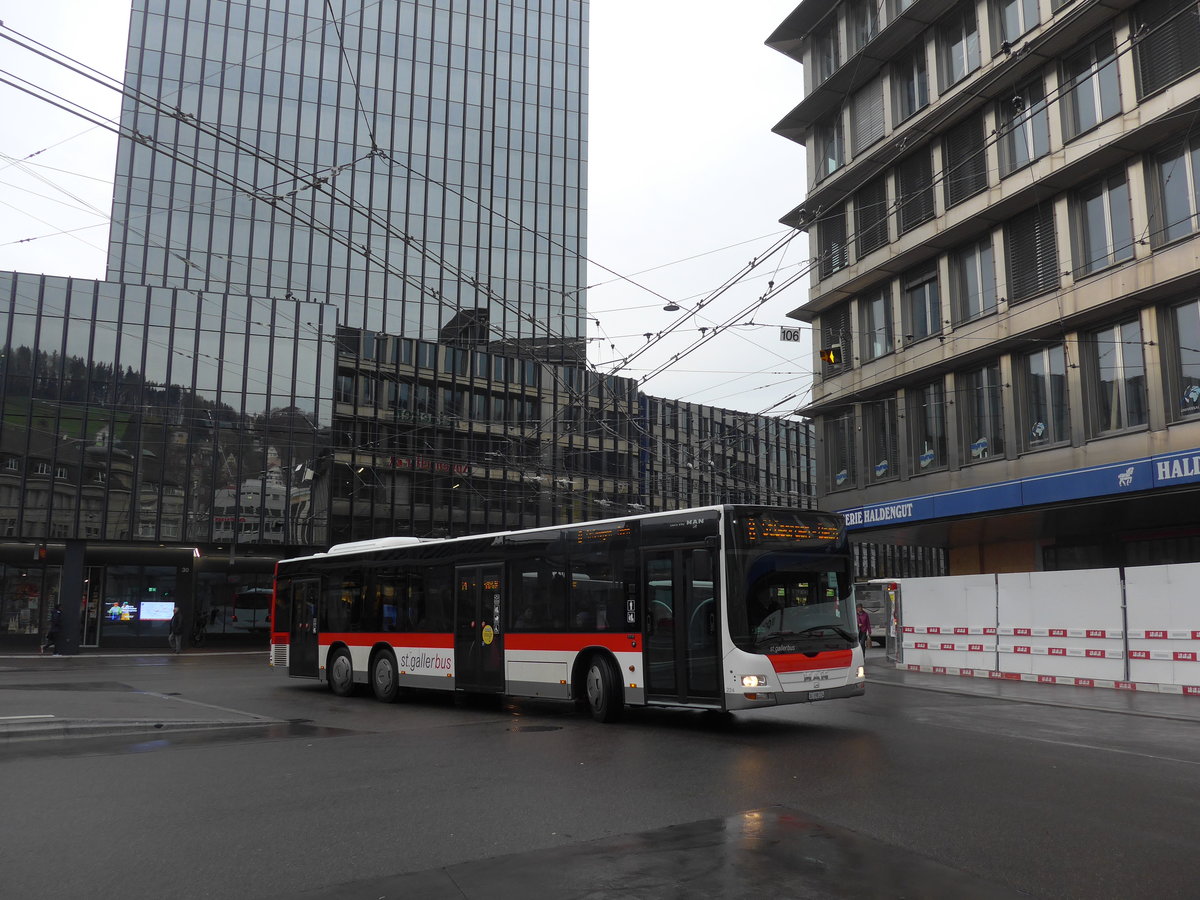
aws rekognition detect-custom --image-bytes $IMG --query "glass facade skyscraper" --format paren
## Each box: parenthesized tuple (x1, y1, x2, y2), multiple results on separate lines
(0, 1, 813, 649)
(107, 0, 588, 358)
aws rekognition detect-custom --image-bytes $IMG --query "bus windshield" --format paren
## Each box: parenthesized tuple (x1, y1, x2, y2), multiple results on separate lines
(727, 552, 856, 653)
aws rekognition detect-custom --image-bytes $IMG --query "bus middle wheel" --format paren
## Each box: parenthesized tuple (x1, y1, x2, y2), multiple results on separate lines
(371, 650, 400, 703)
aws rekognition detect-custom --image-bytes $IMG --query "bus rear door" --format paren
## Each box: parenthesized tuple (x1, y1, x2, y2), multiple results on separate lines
(289, 579, 320, 678)
(643, 547, 720, 705)
(454, 565, 504, 693)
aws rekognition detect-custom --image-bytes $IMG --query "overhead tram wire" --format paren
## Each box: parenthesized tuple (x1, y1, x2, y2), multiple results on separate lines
(0, 30, 813, 501)
(4, 20, 803, 395)
(0, 27, 571, 356)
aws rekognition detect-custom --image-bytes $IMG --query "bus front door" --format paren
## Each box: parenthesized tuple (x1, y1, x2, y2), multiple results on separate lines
(289, 579, 319, 678)
(454, 565, 504, 693)
(644, 547, 720, 705)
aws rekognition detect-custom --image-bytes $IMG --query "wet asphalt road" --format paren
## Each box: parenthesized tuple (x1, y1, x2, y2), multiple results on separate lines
(1, 650, 1197, 899)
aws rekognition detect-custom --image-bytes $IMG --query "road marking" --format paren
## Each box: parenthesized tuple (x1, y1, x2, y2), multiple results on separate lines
(0, 714, 55, 720)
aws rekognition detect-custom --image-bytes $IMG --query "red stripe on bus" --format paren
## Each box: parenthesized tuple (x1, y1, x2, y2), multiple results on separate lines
(505, 633, 639, 652)
(768, 650, 853, 672)
(323, 632, 454, 648)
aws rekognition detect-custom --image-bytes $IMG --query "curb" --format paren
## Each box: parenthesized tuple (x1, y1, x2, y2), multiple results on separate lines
(0, 718, 277, 744)
(866, 669, 1200, 724)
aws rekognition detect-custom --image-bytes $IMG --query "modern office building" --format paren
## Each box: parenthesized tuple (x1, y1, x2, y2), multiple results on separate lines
(0, 0, 813, 648)
(0, 268, 811, 646)
(770, 0, 1200, 573)
(107, 0, 588, 358)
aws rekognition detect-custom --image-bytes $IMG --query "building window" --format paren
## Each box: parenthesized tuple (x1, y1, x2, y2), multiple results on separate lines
(908, 381, 947, 473)
(820, 303, 852, 377)
(864, 398, 899, 483)
(1071, 171, 1133, 277)
(958, 363, 1005, 462)
(415, 341, 438, 369)
(938, 2, 981, 91)
(860, 289, 893, 361)
(949, 237, 997, 324)
(1168, 299, 1200, 420)
(4, 458, 17, 471)
(892, 42, 929, 124)
(897, 148, 935, 233)
(1086, 320, 1147, 436)
(1006, 204, 1058, 302)
(1147, 138, 1200, 247)
(850, 78, 885, 155)
(811, 18, 841, 85)
(1061, 32, 1120, 141)
(855, 177, 889, 258)
(826, 409, 858, 491)
(1019, 345, 1069, 450)
(1133, 0, 1200, 99)
(814, 118, 844, 180)
(997, 79, 1049, 176)
(849, 0, 879, 53)
(334, 374, 354, 403)
(990, 0, 1039, 52)
(902, 265, 941, 343)
(943, 113, 988, 207)
(818, 205, 849, 279)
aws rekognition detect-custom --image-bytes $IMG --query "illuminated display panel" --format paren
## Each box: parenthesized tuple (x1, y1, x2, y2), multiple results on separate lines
(743, 515, 842, 544)
(573, 525, 632, 544)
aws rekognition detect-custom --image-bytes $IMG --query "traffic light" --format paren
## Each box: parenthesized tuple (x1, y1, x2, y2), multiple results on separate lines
(819, 345, 843, 365)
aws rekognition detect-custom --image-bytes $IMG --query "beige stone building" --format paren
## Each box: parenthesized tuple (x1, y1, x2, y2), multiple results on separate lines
(770, 0, 1200, 573)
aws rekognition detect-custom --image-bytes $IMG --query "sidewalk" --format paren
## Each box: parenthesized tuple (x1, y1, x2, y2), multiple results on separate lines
(0, 649, 278, 743)
(865, 648, 1200, 723)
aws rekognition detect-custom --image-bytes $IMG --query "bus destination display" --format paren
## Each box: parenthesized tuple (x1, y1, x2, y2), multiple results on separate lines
(743, 515, 841, 544)
(573, 524, 632, 544)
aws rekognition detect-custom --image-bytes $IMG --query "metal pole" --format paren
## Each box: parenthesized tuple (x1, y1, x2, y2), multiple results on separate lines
(56, 540, 85, 655)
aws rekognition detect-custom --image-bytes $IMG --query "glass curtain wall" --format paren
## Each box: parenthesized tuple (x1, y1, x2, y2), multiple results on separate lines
(0, 272, 335, 549)
(107, 0, 589, 360)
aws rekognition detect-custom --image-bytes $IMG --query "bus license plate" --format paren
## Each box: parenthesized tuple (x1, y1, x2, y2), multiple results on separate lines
(808, 689, 826, 701)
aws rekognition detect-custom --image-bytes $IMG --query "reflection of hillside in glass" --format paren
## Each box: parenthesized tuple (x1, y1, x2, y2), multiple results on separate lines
(0, 272, 333, 546)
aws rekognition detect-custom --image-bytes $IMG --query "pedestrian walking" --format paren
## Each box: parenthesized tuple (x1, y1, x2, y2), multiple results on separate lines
(168, 605, 183, 653)
(856, 603, 871, 651)
(41, 604, 62, 655)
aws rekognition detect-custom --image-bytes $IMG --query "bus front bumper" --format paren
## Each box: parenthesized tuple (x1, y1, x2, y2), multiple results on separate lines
(725, 679, 865, 710)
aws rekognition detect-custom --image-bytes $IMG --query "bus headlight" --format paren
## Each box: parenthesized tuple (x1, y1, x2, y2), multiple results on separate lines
(740, 674, 769, 688)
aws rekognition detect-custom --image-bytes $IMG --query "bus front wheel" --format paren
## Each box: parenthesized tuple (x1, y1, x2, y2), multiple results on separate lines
(371, 650, 400, 703)
(584, 654, 624, 723)
(328, 648, 355, 697)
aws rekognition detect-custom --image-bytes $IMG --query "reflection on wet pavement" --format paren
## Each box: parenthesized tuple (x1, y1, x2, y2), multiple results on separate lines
(275, 806, 1024, 899)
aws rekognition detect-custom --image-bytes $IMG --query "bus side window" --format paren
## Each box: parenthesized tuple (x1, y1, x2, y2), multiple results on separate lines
(274, 579, 291, 632)
(322, 571, 361, 633)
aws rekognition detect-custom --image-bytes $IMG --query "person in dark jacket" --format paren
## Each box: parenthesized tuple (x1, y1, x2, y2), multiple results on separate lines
(41, 604, 62, 655)
(168, 605, 183, 653)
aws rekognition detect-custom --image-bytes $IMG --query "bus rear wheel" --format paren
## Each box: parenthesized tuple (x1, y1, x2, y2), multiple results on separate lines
(328, 648, 355, 697)
(584, 654, 624, 723)
(371, 650, 400, 703)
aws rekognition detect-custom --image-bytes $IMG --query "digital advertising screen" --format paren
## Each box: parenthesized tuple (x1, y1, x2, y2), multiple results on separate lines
(139, 601, 175, 621)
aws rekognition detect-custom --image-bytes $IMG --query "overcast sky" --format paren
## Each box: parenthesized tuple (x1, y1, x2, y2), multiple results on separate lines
(0, 0, 810, 417)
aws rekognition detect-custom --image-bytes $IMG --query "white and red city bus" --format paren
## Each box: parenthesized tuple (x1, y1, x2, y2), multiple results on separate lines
(270, 505, 865, 721)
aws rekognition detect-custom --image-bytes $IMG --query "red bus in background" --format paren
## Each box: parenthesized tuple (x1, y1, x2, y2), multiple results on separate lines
(270, 505, 864, 721)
